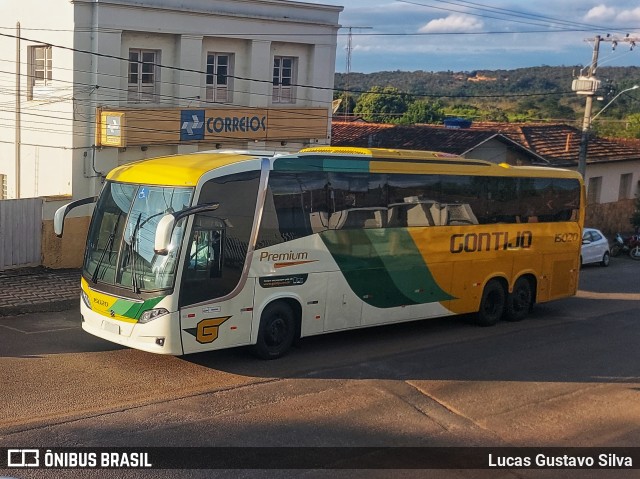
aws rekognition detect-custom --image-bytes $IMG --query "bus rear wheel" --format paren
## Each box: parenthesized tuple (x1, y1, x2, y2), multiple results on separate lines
(252, 302, 296, 360)
(476, 279, 506, 327)
(504, 277, 533, 322)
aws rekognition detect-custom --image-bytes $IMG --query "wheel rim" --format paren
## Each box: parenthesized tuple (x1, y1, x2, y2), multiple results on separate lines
(265, 316, 288, 347)
(483, 290, 501, 317)
(512, 286, 530, 313)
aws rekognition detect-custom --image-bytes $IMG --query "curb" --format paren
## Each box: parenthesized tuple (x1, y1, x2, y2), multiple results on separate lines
(575, 290, 640, 301)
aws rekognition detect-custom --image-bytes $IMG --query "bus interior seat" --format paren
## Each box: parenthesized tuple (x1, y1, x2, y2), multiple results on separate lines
(387, 205, 406, 227)
(406, 203, 434, 226)
(328, 211, 347, 230)
(309, 211, 329, 232)
(362, 209, 386, 228)
(430, 203, 448, 226)
(447, 203, 479, 225)
(330, 208, 387, 229)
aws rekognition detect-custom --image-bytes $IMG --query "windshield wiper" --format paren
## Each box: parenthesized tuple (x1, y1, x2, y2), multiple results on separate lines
(91, 211, 123, 284)
(130, 213, 142, 294)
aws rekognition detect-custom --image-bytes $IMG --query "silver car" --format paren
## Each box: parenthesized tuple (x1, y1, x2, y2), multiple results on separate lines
(581, 227, 610, 266)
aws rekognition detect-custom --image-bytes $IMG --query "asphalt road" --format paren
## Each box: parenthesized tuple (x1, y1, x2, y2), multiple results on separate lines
(1, 256, 639, 479)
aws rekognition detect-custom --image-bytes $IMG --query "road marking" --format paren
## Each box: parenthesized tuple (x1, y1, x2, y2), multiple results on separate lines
(576, 290, 640, 300)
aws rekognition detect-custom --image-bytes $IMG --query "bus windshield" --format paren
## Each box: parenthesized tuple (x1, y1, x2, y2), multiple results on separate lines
(84, 182, 193, 293)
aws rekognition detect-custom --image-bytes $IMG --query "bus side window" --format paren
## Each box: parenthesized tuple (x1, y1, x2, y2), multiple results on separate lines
(186, 222, 224, 280)
(180, 217, 227, 306)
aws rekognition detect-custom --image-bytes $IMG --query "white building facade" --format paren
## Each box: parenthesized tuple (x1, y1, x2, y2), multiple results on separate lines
(0, 0, 342, 201)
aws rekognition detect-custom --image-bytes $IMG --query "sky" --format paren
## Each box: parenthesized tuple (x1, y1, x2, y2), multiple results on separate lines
(312, 0, 640, 73)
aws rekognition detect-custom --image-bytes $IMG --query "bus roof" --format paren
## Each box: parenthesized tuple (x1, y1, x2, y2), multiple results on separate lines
(105, 150, 268, 186)
(297, 146, 582, 180)
(299, 146, 466, 162)
(106, 146, 582, 187)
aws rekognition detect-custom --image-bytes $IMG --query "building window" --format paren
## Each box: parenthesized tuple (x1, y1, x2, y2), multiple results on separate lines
(206, 53, 233, 103)
(128, 49, 159, 103)
(587, 176, 602, 204)
(28, 45, 52, 99)
(272, 56, 296, 104)
(619, 173, 632, 200)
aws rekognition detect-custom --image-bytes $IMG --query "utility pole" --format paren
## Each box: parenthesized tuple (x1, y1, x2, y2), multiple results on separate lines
(15, 22, 21, 199)
(574, 34, 640, 178)
(341, 26, 371, 120)
(343, 27, 353, 121)
(575, 35, 600, 179)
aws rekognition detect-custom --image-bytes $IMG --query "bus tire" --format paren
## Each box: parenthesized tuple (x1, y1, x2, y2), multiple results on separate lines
(476, 279, 506, 327)
(252, 302, 296, 360)
(504, 277, 533, 322)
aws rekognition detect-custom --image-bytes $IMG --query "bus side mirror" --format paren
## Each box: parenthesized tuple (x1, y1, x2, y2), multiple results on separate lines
(154, 202, 220, 255)
(154, 214, 176, 255)
(54, 196, 98, 237)
(54, 205, 68, 237)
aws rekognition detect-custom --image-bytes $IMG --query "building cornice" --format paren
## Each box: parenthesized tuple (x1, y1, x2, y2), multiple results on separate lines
(71, 0, 343, 28)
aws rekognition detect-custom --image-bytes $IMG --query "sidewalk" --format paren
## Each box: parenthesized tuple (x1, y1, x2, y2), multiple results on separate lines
(0, 267, 81, 316)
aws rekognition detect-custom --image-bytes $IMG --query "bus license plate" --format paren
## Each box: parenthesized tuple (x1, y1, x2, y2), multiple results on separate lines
(101, 320, 120, 335)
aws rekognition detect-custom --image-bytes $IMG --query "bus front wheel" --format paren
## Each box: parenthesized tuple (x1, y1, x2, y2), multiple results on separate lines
(476, 279, 506, 327)
(253, 302, 296, 360)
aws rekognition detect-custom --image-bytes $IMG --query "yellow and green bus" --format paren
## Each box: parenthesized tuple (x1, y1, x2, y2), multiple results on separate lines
(55, 147, 584, 358)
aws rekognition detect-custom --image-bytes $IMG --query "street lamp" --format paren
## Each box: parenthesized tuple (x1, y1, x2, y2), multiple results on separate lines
(591, 84, 639, 122)
(577, 84, 639, 177)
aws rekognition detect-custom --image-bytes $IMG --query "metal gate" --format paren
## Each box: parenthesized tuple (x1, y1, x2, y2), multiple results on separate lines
(0, 198, 43, 270)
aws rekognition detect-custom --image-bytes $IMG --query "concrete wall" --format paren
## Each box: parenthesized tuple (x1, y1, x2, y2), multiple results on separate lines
(40, 196, 94, 268)
(585, 159, 640, 204)
(463, 138, 538, 166)
(585, 199, 635, 238)
(581, 160, 640, 236)
(41, 217, 91, 268)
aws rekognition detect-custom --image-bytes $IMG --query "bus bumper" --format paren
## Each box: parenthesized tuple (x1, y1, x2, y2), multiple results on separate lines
(81, 305, 183, 355)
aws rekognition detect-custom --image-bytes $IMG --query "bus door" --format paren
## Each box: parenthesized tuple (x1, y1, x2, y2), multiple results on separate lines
(178, 215, 255, 354)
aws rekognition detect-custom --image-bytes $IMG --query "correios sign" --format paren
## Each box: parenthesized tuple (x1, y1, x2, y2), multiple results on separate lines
(206, 114, 267, 134)
(98, 107, 328, 147)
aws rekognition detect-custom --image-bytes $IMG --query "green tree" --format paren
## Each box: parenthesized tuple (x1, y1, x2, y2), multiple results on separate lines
(623, 113, 640, 139)
(332, 93, 357, 117)
(444, 104, 480, 120)
(353, 86, 410, 123)
(398, 99, 445, 124)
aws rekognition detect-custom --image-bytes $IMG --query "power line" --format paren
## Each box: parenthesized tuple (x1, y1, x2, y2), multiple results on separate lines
(0, 31, 340, 96)
(415, 0, 620, 33)
(0, 31, 634, 144)
(0, 58, 579, 115)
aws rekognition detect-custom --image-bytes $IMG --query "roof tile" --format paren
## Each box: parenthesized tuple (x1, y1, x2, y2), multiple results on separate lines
(331, 120, 640, 166)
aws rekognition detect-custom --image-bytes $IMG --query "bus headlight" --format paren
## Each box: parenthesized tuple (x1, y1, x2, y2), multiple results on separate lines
(81, 290, 92, 310)
(138, 308, 169, 324)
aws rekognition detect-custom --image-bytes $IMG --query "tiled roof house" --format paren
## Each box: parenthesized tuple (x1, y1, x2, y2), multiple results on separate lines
(331, 121, 551, 166)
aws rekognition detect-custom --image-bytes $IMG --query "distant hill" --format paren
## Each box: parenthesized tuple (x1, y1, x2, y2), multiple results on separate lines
(334, 66, 640, 129)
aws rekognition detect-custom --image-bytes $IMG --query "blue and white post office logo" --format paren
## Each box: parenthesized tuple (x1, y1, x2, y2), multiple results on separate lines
(180, 110, 205, 141)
